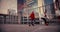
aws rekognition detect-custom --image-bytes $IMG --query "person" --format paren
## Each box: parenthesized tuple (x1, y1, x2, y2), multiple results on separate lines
(29, 11, 35, 26)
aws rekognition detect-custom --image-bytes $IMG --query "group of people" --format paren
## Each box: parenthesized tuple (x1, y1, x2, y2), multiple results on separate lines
(28, 11, 48, 26)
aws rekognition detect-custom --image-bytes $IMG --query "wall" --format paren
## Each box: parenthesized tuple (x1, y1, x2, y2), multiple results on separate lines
(0, 0, 17, 14)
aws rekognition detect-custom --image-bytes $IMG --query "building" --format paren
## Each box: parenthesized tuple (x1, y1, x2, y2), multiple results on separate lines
(20, 0, 56, 24)
(44, 0, 56, 19)
(0, 0, 18, 24)
(0, 0, 57, 24)
(53, 0, 60, 16)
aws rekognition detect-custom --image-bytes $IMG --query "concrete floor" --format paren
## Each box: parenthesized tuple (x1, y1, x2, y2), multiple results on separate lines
(0, 24, 60, 32)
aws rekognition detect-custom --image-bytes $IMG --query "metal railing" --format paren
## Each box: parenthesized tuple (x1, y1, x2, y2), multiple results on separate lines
(0, 15, 18, 24)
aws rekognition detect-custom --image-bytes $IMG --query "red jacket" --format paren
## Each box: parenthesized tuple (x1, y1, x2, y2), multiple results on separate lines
(29, 12, 35, 20)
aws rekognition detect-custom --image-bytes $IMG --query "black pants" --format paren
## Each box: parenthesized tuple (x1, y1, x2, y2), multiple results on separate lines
(41, 18, 47, 24)
(29, 20, 35, 26)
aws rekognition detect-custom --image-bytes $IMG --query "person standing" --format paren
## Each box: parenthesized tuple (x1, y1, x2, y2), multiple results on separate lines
(29, 11, 35, 26)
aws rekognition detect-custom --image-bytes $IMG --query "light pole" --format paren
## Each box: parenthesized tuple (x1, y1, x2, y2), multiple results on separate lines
(8, 9, 11, 24)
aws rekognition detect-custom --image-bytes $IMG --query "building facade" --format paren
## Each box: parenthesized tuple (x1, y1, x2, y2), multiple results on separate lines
(0, 0, 58, 24)
(44, 0, 56, 19)
(54, 0, 60, 16)
(0, 0, 18, 24)
(17, 0, 56, 24)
